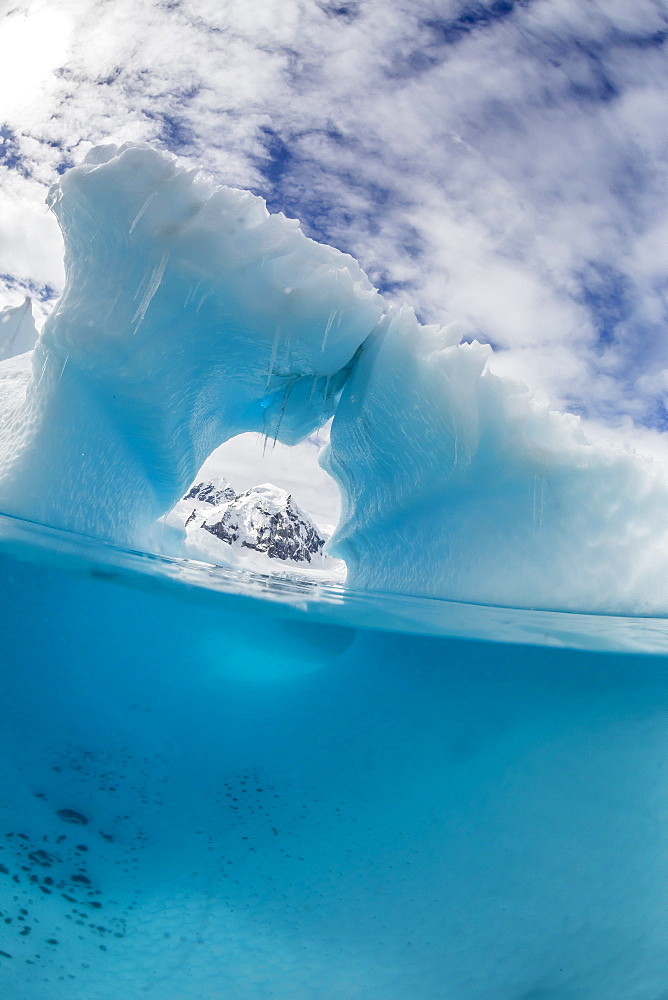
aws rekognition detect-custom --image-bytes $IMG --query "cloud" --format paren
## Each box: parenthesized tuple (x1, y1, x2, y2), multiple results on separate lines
(0, 0, 667, 440)
(0, 4, 73, 119)
(0, 165, 64, 322)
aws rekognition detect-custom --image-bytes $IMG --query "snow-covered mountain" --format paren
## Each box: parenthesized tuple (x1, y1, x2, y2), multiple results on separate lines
(166, 477, 237, 533)
(165, 478, 344, 579)
(183, 480, 236, 509)
(198, 484, 326, 563)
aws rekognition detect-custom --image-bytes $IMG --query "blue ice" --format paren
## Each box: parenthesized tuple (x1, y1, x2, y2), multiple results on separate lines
(0, 519, 667, 999)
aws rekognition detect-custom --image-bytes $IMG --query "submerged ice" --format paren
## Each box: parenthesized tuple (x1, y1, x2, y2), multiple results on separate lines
(0, 142, 667, 613)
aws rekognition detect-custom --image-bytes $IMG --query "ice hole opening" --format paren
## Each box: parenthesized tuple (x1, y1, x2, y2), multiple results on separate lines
(166, 424, 345, 580)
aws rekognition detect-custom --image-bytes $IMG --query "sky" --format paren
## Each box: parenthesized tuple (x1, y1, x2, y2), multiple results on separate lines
(1, 0, 667, 464)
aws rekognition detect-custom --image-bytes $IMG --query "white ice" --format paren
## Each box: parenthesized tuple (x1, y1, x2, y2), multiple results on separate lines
(0, 296, 38, 362)
(323, 306, 668, 613)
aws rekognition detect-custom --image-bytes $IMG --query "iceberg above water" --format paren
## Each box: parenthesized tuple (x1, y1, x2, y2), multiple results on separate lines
(0, 143, 382, 547)
(0, 297, 38, 362)
(0, 142, 667, 613)
(324, 307, 668, 613)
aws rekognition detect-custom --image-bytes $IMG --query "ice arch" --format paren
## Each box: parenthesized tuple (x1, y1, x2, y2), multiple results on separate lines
(0, 144, 382, 546)
(0, 143, 667, 613)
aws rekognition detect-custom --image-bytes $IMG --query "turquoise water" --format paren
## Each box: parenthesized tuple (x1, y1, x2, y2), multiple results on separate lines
(1, 514, 668, 999)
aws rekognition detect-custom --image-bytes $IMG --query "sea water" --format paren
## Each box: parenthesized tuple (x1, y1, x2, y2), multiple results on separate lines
(1, 514, 668, 1000)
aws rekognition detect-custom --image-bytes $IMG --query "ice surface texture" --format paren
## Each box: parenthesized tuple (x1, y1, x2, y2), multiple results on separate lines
(0, 143, 667, 611)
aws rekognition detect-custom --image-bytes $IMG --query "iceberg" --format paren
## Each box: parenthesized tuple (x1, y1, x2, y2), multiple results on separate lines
(1, 144, 668, 1000)
(324, 306, 668, 613)
(0, 141, 667, 615)
(0, 297, 38, 362)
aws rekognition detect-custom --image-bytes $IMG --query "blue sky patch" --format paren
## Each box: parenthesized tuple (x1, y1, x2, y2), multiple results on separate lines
(0, 127, 24, 173)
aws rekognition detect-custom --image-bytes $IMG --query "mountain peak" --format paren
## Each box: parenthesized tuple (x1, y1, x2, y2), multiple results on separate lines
(200, 483, 325, 564)
(183, 479, 236, 507)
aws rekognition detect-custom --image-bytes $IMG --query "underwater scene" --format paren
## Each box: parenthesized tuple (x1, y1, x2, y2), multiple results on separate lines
(1, 513, 668, 1000)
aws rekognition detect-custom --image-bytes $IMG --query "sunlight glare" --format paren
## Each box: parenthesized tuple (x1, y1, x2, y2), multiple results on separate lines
(0, 5, 72, 118)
